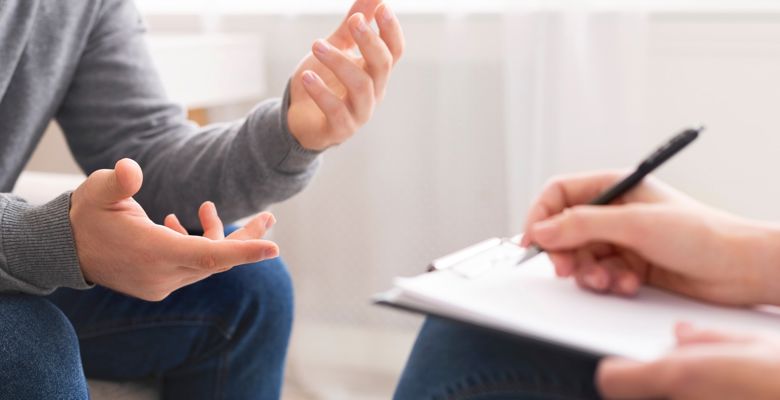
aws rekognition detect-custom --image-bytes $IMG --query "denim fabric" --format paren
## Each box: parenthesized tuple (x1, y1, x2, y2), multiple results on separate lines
(49, 256, 294, 399)
(395, 317, 602, 400)
(0, 294, 88, 399)
(0, 228, 294, 400)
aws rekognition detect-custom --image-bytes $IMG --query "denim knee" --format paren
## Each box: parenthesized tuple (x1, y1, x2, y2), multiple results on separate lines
(209, 257, 295, 344)
(0, 294, 88, 399)
(241, 257, 293, 336)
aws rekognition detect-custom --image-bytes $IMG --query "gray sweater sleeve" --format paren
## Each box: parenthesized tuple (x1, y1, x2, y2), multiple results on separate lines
(0, 193, 92, 294)
(55, 0, 322, 228)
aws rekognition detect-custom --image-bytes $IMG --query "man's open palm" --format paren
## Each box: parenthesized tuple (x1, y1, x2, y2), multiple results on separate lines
(70, 159, 279, 301)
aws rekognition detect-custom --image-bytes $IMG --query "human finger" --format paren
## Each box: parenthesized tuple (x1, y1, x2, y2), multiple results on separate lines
(529, 204, 658, 252)
(597, 357, 672, 399)
(227, 212, 276, 241)
(375, 3, 404, 64)
(162, 233, 279, 272)
(300, 70, 355, 135)
(349, 12, 394, 99)
(198, 201, 225, 240)
(572, 248, 612, 293)
(522, 171, 627, 239)
(312, 39, 375, 123)
(547, 251, 576, 277)
(164, 213, 188, 235)
(675, 322, 754, 347)
(328, 0, 382, 49)
(83, 158, 144, 206)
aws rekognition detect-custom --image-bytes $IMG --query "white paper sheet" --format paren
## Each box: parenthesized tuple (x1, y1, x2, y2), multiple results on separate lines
(380, 251, 780, 361)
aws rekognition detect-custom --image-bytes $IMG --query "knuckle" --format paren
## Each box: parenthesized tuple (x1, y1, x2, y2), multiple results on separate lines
(197, 253, 218, 270)
(306, 79, 323, 94)
(543, 175, 567, 193)
(378, 53, 393, 71)
(321, 99, 342, 116)
(390, 37, 405, 60)
(562, 207, 586, 229)
(329, 107, 353, 129)
(141, 290, 169, 302)
(352, 77, 373, 94)
(347, 121, 363, 133)
(354, 105, 374, 125)
(620, 204, 653, 238)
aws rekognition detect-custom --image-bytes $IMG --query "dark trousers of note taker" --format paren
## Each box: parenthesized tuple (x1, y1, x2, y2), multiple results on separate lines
(395, 317, 602, 400)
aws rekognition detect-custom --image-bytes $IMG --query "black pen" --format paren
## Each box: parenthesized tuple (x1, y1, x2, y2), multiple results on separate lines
(516, 126, 703, 265)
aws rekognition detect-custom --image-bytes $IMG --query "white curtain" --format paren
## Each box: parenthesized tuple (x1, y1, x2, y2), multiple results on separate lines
(268, 9, 650, 331)
(257, 10, 652, 394)
(503, 11, 650, 226)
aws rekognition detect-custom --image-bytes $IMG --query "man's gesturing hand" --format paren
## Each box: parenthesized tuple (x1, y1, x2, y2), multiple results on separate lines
(70, 159, 279, 301)
(287, 0, 405, 151)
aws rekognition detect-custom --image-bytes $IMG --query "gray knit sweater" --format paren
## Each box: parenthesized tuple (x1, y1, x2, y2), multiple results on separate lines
(0, 0, 321, 295)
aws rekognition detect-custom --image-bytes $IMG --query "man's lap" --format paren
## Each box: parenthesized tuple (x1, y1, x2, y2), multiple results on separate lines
(46, 256, 293, 382)
(0, 293, 89, 398)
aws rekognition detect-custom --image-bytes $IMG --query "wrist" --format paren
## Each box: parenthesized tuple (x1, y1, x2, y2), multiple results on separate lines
(1, 192, 92, 292)
(288, 127, 332, 152)
(737, 220, 780, 306)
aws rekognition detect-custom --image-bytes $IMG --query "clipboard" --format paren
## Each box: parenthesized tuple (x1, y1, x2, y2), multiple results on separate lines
(374, 237, 780, 361)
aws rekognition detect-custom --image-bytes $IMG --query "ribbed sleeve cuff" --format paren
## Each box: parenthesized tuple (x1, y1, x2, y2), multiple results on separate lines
(252, 80, 323, 175)
(0, 192, 92, 292)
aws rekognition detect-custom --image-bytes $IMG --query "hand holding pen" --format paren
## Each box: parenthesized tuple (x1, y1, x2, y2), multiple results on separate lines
(516, 129, 780, 400)
(519, 127, 700, 265)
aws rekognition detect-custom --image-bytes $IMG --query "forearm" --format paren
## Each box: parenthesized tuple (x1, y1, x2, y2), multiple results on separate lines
(55, 0, 321, 228)
(0, 193, 91, 295)
(131, 91, 321, 227)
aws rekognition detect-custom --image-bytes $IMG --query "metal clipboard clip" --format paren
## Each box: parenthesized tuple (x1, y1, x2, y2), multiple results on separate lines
(427, 235, 528, 279)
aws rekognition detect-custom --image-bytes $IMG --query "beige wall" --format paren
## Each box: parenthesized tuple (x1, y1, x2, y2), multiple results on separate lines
(25, 123, 82, 175)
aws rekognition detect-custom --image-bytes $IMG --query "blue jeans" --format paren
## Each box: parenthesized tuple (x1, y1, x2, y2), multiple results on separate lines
(0, 235, 293, 399)
(395, 317, 602, 400)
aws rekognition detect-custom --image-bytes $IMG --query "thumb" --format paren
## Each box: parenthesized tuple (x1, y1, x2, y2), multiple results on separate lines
(86, 158, 143, 204)
(597, 357, 668, 399)
(675, 322, 753, 347)
(529, 204, 650, 251)
(328, 0, 381, 49)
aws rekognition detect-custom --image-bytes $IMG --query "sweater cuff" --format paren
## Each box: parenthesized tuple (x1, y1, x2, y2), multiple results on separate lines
(251, 80, 323, 175)
(0, 192, 92, 292)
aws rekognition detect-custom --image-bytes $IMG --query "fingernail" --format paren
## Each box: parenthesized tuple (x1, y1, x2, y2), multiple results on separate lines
(532, 220, 559, 240)
(314, 40, 330, 56)
(585, 271, 605, 290)
(357, 16, 369, 33)
(265, 215, 276, 230)
(302, 71, 316, 85)
(383, 6, 395, 22)
(265, 247, 279, 259)
(619, 276, 637, 294)
(676, 321, 695, 335)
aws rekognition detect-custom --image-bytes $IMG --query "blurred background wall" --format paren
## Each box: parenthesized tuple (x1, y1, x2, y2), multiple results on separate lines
(20, 1, 780, 398)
